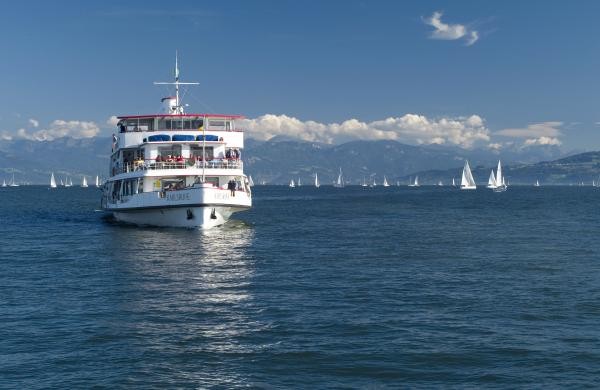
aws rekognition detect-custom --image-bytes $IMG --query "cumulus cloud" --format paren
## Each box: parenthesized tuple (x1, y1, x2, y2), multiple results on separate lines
(2, 120, 101, 141)
(107, 115, 120, 127)
(424, 11, 479, 46)
(240, 113, 490, 148)
(28, 118, 39, 128)
(496, 121, 562, 138)
(523, 136, 562, 147)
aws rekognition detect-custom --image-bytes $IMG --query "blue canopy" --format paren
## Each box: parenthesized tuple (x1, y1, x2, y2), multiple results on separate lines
(172, 134, 196, 141)
(147, 134, 171, 142)
(196, 135, 219, 141)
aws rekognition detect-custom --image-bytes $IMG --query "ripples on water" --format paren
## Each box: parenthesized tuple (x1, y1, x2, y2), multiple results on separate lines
(1, 186, 600, 388)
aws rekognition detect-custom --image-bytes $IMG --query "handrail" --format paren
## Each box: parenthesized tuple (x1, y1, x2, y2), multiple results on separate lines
(114, 158, 243, 175)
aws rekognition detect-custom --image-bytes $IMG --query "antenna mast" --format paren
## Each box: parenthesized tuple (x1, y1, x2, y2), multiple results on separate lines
(154, 51, 199, 114)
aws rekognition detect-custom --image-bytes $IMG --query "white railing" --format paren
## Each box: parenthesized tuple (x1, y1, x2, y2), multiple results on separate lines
(114, 159, 243, 175)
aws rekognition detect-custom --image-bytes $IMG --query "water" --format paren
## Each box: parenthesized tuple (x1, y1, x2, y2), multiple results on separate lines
(1, 185, 600, 388)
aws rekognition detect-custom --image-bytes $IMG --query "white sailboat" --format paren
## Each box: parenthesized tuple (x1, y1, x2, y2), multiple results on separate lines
(534, 179, 540, 187)
(248, 175, 254, 187)
(60, 178, 64, 186)
(361, 176, 368, 187)
(95, 175, 101, 187)
(81, 176, 88, 188)
(50, 173, 57, 188)
(492, 160, 507, 192)
(452, 177, 456, 187)
(487, 170, 497, 189)
(383, 176, 390, 187)
(9, 173, 19, 187)
(314, 173, 320, 188)
(1, 179, 6, 187)
(289, 179, 295, 188)
(333, 168, 344, 188)
(437, 180, 443, 186)
(408, 176, 419, 187)
(64, 176, 71, 187)
(297, 178, 301, 187)
(460, 160, 476, 190)
(370, 176, 377, 187)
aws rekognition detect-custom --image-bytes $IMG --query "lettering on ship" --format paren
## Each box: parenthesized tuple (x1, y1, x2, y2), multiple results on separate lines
(166, 192, 191, 201)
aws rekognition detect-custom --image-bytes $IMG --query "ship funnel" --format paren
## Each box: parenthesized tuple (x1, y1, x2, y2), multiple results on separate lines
(161, 96, 178, 114)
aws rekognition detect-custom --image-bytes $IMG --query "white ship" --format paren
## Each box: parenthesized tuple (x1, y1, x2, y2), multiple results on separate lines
(100, 54, 251, 229)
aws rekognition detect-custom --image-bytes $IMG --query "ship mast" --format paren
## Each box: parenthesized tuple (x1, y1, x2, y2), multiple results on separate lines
(154, 51, 199, 114)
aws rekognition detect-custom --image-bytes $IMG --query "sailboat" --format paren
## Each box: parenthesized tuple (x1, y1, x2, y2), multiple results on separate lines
(370, 176, 377, 187)
(487, 170, 497, 189)
(64, 176, 71, 187)
(9, 173, 19, 187)
(460, 160, 476, 190)
(534, 179, 540, 187)
(437, 180, 443, 186)
(383, 176, 390, 187)
(492, 160, 507, 192)
(50, 173, 57, 188)
(452, 177, 456, 187)
(361, 176, 368, 187)
(314, 173, 320, 188)
(297, 178, 301, 187)
(81, 176, 88, 188)
(289, 179, 295, 188)
(408, 176, 419, 187)
(333, 168, 344, 188)
(95, 175, 101, 187)
(1, 179, 6, 187)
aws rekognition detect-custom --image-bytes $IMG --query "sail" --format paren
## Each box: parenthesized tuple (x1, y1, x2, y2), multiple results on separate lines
(248, 176, 254, 187)
(95, 175, 100, 187)
(452, 177, 456, 186)
(314, 173, 320, 188)
(496, 160, 503, 186)
(487, 170, 496, 188)
(334, 168, 344, 187)
(82, 176, 88, 187)
(461, 160, 476, 189)
(50, 173, 57, 188)
(414, 176, 419, 186)
(289, 179, 295, 188)
(383, 176, 389, 186)
(1, 179, 6, 187)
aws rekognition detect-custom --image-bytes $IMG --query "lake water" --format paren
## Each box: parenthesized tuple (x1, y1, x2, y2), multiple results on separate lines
(1, 185, 600, 388)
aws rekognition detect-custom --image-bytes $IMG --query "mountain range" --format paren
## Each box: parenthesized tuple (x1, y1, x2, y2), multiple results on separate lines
(0, 136, 593, 185)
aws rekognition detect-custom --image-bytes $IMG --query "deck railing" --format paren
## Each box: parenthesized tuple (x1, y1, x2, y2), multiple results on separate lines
(115, 158, 243, 175)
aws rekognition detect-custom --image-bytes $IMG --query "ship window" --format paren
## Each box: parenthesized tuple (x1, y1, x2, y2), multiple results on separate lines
(190, 145, 213, 160)
(209, 120, 225, 128)
(158, 145, 182, 157)
(192, 119, 203, 129)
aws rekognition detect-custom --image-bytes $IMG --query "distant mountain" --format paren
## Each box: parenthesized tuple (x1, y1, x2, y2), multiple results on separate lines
(407, 151, 600, 185)
(0, 135, 574, 185)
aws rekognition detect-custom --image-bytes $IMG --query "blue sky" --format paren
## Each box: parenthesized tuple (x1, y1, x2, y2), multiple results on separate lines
(1, 0, 600, 150)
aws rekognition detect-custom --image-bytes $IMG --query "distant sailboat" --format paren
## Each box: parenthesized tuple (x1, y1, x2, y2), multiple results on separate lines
(361, 176, 368, 187)
(9, 173, 19, 187)
(452, 177, 456, 187)
(460, 161, 476, 190)
(248, 175, 254, 187)
(314, 173, 320, 188)
(370, 176, 377, 187)
(383, 176, 390, 187)
(50, 173, 57, 189)
(64, 176, 71, 187)
(81, 176, 88, 188)
(1, 179, 6, 187)
(534, 179, 540, 187)
(437, 180, 443, 186)
(487, 170, 497, 189)
(289, 179, 295, 188)
(492, 160, 507, 192)
(297, 178, 301, 187)
(408, 176, 419, 187)
(95, 175, 101, 187)
(333, 168, 344, 188)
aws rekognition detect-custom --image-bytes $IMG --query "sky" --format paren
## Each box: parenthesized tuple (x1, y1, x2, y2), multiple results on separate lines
(1, 0, 600, 151)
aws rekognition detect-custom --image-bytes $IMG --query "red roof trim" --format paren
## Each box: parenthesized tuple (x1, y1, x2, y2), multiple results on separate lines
(117, 114, 245, 120)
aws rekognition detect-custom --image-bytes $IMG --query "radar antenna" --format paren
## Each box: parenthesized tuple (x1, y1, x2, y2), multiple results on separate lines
(154, 51, 199, 114)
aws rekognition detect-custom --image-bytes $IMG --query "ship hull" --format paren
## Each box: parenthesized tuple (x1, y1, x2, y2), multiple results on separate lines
(112, 205, 247, 229)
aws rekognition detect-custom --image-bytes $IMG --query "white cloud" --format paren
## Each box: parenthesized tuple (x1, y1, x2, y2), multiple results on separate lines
(240, 113, 490, 148)
(523, 136, 562, 147)
(424, 11, 479, 46)
(496, 121, 562, 138)
(2, 120, 101, 141)
(107, 115, 120, 127)
(28, 118, 39, 128)
(487, 142, 503, 150)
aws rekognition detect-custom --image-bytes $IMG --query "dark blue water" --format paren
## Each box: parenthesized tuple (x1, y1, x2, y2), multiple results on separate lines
(2, 185, 600, 388)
